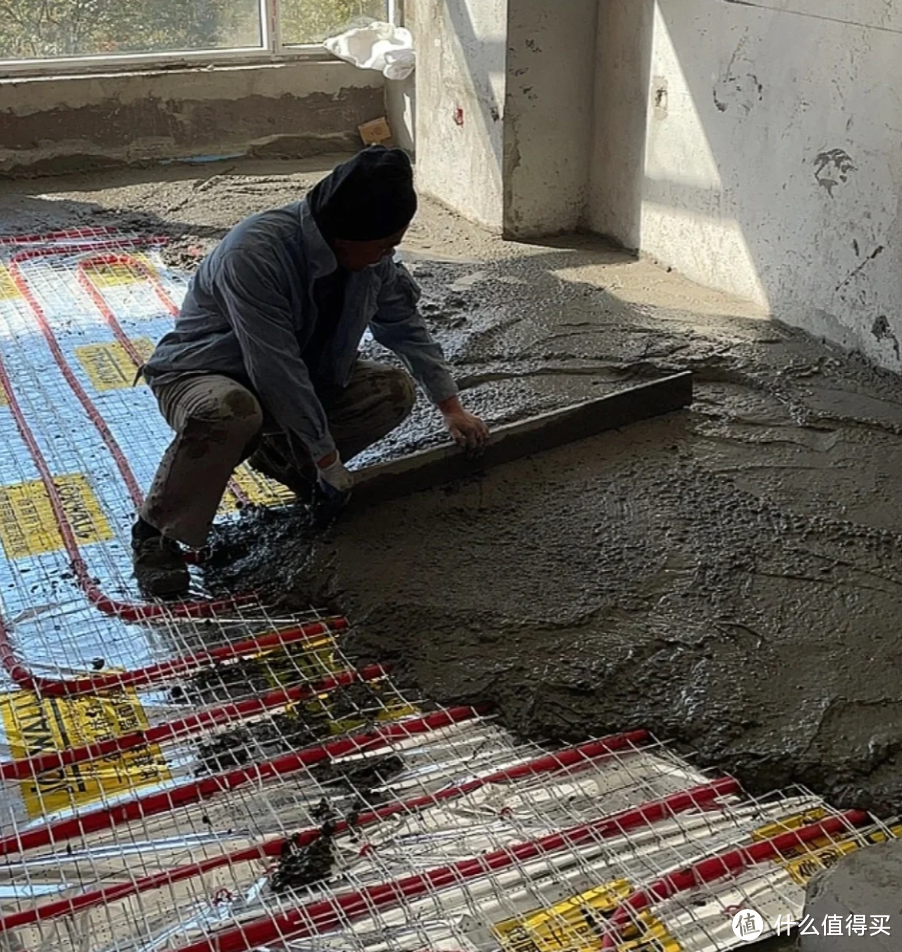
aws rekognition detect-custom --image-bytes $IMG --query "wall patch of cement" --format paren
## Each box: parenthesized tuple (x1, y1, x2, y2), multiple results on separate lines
(0, 61, 384, 176)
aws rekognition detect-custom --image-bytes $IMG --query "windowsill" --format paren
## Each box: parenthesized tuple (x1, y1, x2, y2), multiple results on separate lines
(0, 48, 343, 83)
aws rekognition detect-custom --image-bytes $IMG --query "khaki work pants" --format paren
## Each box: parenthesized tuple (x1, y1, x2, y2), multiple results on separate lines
(140, 360, 416, 547)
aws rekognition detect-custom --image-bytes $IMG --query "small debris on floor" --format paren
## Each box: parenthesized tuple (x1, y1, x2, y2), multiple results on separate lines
(270, 818, 337, 894)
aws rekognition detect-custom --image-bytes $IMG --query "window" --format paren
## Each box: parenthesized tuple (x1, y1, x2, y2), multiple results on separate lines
(0, 0, 394, 72)
(280, 0, 388, 46)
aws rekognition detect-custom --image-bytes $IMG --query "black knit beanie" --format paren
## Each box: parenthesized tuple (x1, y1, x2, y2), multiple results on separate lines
(307, 146, 417, 242)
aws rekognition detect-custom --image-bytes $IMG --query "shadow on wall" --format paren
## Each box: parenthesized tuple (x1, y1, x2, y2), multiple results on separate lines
(414, 0, 507, 231)
(591, 0, 902, 373)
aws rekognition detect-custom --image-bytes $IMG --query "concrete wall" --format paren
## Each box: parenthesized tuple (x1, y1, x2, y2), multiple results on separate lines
(590, 0, 902, 372)
(413, 0, 508, 231)
(504, 0, 597, 238)
(0, 61, 385, 176)
(413, 0, 597, 237)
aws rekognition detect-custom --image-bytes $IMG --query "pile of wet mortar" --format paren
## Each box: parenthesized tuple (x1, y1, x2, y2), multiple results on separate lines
(5, 162, 902, 818)
(210, 247, 902, 817)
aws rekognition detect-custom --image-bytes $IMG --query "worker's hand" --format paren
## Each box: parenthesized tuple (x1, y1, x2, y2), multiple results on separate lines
(316, 451, 354, 499)
(439, 397, 490, 456)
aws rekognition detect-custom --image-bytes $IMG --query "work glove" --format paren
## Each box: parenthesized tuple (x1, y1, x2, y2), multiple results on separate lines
(316, 454, 354, 500)
(313, 455, 353, 529)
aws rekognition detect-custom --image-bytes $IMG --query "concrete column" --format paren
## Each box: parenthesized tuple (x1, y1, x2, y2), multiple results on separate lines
(412, 0, 598, 238)
(386, 75, 416, 154)
(413, 0, 508, 232)
(587, 0, 655, 251)
(503, 0, 597, 238)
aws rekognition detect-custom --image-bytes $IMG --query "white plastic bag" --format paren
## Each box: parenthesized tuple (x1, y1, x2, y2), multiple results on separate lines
(323, 20, 416, 81)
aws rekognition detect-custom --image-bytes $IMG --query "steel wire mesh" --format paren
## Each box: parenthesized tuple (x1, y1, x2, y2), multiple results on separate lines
(0, 230, 896, 952)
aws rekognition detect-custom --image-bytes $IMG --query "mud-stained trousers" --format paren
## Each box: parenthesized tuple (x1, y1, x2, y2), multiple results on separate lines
(140, 360, 416, 548)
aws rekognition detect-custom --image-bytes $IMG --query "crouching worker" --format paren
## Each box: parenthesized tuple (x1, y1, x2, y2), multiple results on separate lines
(133, 147, 489, 597)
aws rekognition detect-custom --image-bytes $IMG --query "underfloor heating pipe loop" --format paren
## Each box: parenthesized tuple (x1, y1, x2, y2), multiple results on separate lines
(10, 237, 251, 517)
(0, 649, 373, 782)
(73, 248, 252, 509)
(9, 241, 161, 507)
(0, 341, 243, 633)
(0, 242, 284, 690)
(598, 808, 873, 949)
(0, 731, 650, 930)
(172, 776, 742, 952)
(0, 705, 488, 861)
(2, 616, 348, 699)
(5, 243, 233, 598)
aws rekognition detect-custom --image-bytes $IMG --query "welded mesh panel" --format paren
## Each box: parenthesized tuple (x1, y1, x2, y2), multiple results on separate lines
(0, 230, 294, 688)
(0, 231, 897, 952)
(0, 228, 327, 858)
(9, 708, 897, 952)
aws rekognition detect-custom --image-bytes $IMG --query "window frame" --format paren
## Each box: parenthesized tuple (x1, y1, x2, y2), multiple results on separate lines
(0, 0, 400, 78)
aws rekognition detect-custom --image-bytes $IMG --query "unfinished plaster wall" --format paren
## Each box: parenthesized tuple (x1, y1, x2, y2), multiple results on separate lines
(590, 0, 902, 373)
(413, 0, 508, 231)
(414, 0, 597, 237)
(0, 61, 384, 176)
(385, 76, 416, 154)
(503, 0, 597, 238)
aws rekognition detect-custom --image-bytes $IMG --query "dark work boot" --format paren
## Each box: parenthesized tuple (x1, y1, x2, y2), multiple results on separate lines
(131, 520, 191, 598)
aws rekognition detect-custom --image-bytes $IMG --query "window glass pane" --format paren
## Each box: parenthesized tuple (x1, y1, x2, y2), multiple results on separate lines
(1, 0, 263, 61)
(281, 0, 388, 46)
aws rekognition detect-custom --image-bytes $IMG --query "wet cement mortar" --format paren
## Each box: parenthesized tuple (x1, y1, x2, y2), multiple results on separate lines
(4, 159, 902, 821)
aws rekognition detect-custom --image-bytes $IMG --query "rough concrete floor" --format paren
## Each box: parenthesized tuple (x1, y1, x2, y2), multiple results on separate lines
(4, 160, 902, 842)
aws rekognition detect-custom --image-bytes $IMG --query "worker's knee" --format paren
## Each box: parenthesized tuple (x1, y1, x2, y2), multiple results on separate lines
(383, 368, 416, 424)
(220, 387, 264, 431)
(185, 386, 263, 444)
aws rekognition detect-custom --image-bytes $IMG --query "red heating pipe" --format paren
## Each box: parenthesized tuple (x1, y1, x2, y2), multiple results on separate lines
(0, 653, 377, 782)
(0, 731, 650, 930)
(170, 776, 741, 952)
(0, 227, 119, 245)
(74, 251, 251, 509)
(598, 809, 872, 949)
(0, 705, 487, 861)
(2, 617, 347, 699)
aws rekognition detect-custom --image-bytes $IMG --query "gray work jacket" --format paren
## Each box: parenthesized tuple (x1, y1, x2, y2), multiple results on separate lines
(144, 200, 458, 460)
